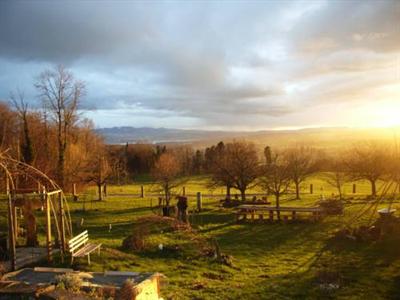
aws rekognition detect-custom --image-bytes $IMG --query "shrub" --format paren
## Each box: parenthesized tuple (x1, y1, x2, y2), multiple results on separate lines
(55, 273, 83, 292)
(118, 278, 137, 300)
(122, 226, 148, 251)
(318, 199, 343, 215)
(121, 216, 191, 252)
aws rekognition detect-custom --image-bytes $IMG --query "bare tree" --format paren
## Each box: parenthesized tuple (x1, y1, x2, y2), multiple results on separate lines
(10, 89, 34, 165)
(345, 143, 389, 197)
(151, 152, 182, 216)
(87, 156, 111, 201)
(35, 65, 85, 188)
(285, 146, 317, 199)
(260, 152, 292, 220)
(322, 156, 348, 200)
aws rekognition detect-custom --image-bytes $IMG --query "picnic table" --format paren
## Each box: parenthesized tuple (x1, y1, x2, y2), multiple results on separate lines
(236, 205, 323, 222)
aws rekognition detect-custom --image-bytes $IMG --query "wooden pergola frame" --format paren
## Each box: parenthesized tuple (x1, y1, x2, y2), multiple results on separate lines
(0, 151, 72, 271)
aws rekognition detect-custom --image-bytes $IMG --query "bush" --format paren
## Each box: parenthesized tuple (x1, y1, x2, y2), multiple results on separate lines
(55, 273, 83, 292)
(318, 199, 344, 215)
(118, 278, 137, 300)
(121, 216, 190, 252)
(122, 226, 148, 251)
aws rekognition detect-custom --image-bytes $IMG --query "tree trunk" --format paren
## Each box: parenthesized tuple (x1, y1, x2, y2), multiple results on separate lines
(338, 185, 342, 200)
(163, 184, 170, 216)
(275, 193, 280, 221)
(57, 115, 66, 189)
(98, 183, 103, 201)
(240, 189, 246, 201)
(371, 180, 377, 198)
(295, 181, 300, 199)
(226, 185, 231, 200)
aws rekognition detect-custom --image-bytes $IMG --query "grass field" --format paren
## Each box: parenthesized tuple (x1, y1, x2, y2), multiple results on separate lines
(1, 175, 400, 299)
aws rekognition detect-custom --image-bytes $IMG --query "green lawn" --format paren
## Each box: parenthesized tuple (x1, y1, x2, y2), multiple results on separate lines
(1, 175, 400, 299)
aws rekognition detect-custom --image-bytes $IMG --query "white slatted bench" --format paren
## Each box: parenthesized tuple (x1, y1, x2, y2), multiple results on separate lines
(68, 230, 101, 265)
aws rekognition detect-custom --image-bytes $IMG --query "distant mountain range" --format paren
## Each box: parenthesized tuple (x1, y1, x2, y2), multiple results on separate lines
(96, 126, 400, 149)
(95, 126, 254, 144)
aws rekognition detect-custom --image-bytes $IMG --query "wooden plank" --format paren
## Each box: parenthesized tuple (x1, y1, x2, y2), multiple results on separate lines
(105, 271, 139, 276)
(8, 192, 16, 271)
(34, 267, 73, 273)
(68, 231, 88, 246)
(46, 189, 62, 196)
(69, 237, 89, 253)
(69, 230, 88, 243)
(58, 193, 66, 253)
(73, 243, 101, 257)
(237, 205, 322, 213)
(45, 193, 53, 263)
(69, 235, 88, 249)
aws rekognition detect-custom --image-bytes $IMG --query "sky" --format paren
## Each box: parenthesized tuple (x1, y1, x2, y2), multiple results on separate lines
(0, 0, 399, 130)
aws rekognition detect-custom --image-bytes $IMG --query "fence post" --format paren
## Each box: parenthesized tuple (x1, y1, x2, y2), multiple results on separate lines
(58, 192, 66, 254)
(7, 191, 16, 271)
(45, 189, 53, 264)
(310, 184, 313, 194)
(353, 184, 356, 194)
(5, 175, 10, 196)
(182, 186, 186, 196)
(141, 185, 145, 198)
(196, 192, 202, 212)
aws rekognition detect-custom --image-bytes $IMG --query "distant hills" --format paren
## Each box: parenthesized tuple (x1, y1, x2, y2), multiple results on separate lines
(96, 126, 400, 149)
(95, 126, 254, 144)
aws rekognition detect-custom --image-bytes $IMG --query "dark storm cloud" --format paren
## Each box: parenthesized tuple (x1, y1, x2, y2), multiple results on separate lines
(0, 0, 398, 129)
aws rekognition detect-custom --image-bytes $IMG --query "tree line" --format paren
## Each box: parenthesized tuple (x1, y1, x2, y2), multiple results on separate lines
(147, 140, 400, 207)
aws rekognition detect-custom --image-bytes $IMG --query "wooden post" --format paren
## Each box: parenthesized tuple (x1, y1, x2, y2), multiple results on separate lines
(182, 186, 186, 196)
(141, 185, 145, 198)
(45, 191, 53, 264)
(310, 184, 313, 194)
(13, 206, 18, 241)
(196, 192, 202, 212)
(73, 183, 77, 197)
(58, 192, 66, 253)
(353, 184, 356, 194)
(5, 175, 10, 196)
(269, 210, 274, 221)
(292, 211, 297, 220)
(7, 192, 16, 271)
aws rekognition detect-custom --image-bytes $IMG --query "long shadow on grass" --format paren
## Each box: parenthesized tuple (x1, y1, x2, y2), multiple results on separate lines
(74, 206, 151, 215)
(213, 220, 333, 259)
(269, 232, 400, 299)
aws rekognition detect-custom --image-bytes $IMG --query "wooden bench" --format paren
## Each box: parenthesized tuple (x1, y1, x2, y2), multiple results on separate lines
(68, 230, 101, 265)
(236, 205, 323, 222)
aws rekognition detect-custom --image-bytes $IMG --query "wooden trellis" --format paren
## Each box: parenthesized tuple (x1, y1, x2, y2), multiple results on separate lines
(0, 151, 72, 271)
